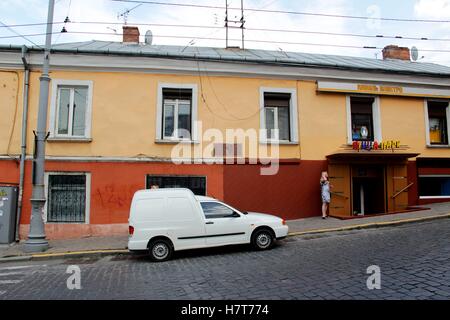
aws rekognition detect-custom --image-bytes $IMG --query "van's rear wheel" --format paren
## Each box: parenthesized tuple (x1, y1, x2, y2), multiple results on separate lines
(251, 229, 274, 250)
(148, 239, 173, 262)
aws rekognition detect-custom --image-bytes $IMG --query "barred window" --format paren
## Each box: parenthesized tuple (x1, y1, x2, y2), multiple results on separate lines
(47, 174, 86, 223)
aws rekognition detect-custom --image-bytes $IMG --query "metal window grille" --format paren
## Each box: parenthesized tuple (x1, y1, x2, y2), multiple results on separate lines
(146, 175, 206, 196)
(48, 175, 86, 223)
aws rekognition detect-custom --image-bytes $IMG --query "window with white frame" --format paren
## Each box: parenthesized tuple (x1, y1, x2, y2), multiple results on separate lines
(156, 84, 198, 141)
(260, 88, 298, 143)
(264, 93, 290, 141)
(50, 80, 93, 139)
(45, 173, 90, 223)
(425, 100, 449, 146)
(346, 95, 381, 144)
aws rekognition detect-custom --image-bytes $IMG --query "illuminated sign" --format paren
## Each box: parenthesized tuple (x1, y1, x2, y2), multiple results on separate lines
(352, 140, 401, 151)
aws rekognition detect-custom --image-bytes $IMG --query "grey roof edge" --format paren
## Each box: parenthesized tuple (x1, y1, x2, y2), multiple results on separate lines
(1, 43, 450, 78)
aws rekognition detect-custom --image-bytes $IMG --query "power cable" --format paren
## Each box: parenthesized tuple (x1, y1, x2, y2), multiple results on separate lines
(2, 20, 450, 42)
(110, 0, 450, 23)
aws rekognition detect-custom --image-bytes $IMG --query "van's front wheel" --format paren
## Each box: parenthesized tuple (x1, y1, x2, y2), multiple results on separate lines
(148, 239, 173, 262)
(251, 228, 274, 250)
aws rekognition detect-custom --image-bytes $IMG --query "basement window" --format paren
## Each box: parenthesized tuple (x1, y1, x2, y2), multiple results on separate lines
(146, 175, 206, 196)
(419, 175, 450, 198)
(45, 173, 90, 223)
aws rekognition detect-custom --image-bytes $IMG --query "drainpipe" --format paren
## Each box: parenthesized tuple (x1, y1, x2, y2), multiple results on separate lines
(16, 45, 30, 242)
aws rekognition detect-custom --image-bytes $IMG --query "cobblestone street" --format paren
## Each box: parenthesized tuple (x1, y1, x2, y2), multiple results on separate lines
(1, 219, 449, 300)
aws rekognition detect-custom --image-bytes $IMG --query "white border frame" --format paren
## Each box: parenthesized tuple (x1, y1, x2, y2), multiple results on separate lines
(44, 172, 91, 224)
(346, 95, 382, 144)
(259, 87, 299, 144)
(423, 99, 450, 147)
(49, 79, 94, 139)
(156, 83, 198, 142)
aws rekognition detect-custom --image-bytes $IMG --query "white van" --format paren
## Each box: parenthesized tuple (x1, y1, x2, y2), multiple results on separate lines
(128, 188, 289, 261)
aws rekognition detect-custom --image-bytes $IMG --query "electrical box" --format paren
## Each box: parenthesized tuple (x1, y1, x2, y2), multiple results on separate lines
(0, 186, 18, 244)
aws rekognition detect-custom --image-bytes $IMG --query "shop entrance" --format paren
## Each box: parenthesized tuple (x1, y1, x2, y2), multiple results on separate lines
(351, 165, 385, 215)
(327, 152, 419, 218)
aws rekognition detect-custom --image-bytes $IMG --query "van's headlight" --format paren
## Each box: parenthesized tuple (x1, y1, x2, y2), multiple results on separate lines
(281, 219, 286, 225)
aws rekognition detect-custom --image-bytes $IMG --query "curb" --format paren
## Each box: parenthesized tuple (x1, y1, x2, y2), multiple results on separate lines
(0, 249, 129, 264)
(287, 213, 450, 237)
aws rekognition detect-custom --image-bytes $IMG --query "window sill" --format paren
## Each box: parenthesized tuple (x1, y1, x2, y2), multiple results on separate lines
(47, 137, 92, 143)
(155, 139, 199, 145)
(260, 141, 299, 146)
(426, 145, 450, 149)
(419, 196, 450, 199)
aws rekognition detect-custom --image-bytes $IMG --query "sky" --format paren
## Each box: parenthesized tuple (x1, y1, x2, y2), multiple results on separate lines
(1, 0, 450, 65)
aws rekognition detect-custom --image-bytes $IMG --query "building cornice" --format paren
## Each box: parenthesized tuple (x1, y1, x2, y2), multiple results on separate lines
(1, 50, 450, 88)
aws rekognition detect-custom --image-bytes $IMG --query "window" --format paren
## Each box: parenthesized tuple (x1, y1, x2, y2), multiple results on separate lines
(350, 97, 375, 141)
(162, 88, 192, 139)
(264, 93, 290, 141)
(260, 88, 298, 143)
(50, 80, 93, 139)
(426, 101, 449, 145)
(419, 176, 450, 198)
(156, 84, 198, 142)
(200, 202, 235, 219)
(46, 174, 90, 223)
(347, 96, 381, 144)
(146, 175, 206, 195)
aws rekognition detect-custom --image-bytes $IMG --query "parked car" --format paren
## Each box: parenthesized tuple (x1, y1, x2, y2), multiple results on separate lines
(128, 188, 289, 261)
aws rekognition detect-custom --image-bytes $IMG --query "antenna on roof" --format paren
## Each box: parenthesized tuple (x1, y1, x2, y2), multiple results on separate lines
(225, 0, 245, 49)
(117, 3, 142, 25)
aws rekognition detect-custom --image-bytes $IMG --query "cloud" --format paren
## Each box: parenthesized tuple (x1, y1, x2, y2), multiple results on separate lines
(414, 0, 450, 18)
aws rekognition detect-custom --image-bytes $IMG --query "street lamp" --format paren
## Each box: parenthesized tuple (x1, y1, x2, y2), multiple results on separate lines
(23, 0, 55, 253)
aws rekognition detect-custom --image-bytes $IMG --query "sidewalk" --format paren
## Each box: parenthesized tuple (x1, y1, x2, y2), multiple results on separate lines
(1, 202, 449, 262)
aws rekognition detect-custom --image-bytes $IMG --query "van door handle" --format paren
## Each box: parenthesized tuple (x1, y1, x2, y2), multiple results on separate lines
(205, 221, 214, 225)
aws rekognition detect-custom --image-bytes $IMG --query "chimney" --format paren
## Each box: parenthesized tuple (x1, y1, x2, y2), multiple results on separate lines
(122, 26, 140, 43)
(382, 45, 411, 61)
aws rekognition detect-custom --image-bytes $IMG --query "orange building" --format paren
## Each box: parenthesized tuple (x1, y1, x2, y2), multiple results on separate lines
(1, 27, 450, 239)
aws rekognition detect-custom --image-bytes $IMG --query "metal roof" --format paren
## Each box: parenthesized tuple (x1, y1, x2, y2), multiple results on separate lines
(2, 40, 450, 77)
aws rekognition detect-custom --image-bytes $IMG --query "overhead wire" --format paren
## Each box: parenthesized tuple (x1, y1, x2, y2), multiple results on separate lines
(110, 0, 450, 23)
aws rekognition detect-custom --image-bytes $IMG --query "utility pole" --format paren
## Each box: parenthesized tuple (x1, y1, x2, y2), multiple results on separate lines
(23, 0, 55, 253)
(224, 0, 245, 49)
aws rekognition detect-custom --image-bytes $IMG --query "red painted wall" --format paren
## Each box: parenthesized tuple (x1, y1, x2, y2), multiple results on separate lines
(223, 161, 328, 220)
(0, 160, 224, 225)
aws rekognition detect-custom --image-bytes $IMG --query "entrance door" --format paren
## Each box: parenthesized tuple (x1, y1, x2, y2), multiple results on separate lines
(352, 165, 386, 215)
(386, 164, 409, 212)
(328, 164, 351, 217)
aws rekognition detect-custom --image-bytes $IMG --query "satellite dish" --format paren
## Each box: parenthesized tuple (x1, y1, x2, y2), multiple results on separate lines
(411, 46, 419, 61)
(145, 30, 153, 45)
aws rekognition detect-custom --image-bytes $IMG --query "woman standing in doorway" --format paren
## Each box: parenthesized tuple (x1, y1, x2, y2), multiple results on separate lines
(320, 172, 331, 219)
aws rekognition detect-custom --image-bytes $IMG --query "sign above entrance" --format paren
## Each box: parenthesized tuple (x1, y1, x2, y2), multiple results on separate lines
(351, 140, 402, 151)
(317, 81, 450, 98)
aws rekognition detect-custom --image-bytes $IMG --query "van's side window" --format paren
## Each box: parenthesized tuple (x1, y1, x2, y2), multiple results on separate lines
(201, 202, 235, 219)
